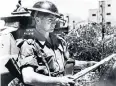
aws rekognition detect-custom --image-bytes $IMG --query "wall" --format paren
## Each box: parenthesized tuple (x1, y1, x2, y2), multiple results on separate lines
(88, 9, 99, 23)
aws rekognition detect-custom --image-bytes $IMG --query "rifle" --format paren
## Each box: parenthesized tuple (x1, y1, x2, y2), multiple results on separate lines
(5, 55, 22, 80)
(73, 54, 116, 81)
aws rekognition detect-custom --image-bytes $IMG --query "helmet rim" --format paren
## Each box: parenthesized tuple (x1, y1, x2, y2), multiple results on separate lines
(28, 1, 61, 18)
(27, 7, 61, 18)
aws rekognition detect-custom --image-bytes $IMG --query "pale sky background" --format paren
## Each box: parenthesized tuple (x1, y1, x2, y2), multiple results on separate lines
(0, 0, 99, 20)
(0, 0, 115, 24)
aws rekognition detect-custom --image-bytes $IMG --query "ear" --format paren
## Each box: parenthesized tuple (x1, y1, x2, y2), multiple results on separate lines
(35, 17, 40, 23)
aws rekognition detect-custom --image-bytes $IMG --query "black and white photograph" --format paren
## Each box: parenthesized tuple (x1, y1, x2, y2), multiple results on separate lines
(0, 0, 116, 86)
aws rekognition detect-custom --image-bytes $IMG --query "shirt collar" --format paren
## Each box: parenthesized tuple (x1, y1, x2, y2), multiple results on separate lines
(39, 41, 45, 46)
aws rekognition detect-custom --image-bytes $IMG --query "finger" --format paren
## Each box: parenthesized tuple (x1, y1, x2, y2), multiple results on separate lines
(60, 82, 68, 86)
(68, 77, 74, 79)
(68, 79, 75, 84)
(91, 61, 98, 64)
(94, 61, 98, 64)
(66, 75, 74, 79)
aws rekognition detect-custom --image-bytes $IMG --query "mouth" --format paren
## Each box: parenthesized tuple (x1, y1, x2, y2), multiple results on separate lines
(46, 29, 54, 32)
(50, 29, 54, 32)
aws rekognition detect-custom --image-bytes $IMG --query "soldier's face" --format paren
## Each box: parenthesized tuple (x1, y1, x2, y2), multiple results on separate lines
(35, 14, 57, 33)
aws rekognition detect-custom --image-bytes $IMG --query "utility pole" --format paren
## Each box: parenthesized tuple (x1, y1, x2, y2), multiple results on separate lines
(101, 1, 105, 40)
(66, 15, 70, 29)
(100, 1, 105, 58)
(66, 15, 69, 26)
(65, 15, 70, 34)
(73, 20, 75, 29)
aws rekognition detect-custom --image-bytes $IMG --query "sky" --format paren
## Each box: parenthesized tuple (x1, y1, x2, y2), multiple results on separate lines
(0, 0, 116, 25)
(0, 0, 99, 20)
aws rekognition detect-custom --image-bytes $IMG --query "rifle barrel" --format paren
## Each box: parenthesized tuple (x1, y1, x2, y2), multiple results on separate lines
(73, 54, 116, 80)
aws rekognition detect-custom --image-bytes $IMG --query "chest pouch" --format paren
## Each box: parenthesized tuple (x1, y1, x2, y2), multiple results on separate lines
(64, 58, 75, 75)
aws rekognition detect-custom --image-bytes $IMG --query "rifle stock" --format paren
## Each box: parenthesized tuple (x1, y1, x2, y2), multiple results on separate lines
(73, 54, 116, 80)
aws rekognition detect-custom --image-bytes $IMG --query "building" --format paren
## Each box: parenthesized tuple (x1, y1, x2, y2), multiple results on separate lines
(99, 0, 112, 25)
(88, 0, 114, 26)
(88, 9, 99, 23)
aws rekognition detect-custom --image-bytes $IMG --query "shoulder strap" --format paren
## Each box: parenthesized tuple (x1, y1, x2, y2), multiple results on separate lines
(31, 40, 51, 76)
(57, 35, 69, 60)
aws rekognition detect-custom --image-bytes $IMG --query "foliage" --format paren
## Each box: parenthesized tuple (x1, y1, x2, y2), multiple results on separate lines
(64, 24, 116, 86)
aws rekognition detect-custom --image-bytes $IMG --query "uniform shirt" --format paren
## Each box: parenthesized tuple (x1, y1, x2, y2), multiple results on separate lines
(7, 33, 68, 86)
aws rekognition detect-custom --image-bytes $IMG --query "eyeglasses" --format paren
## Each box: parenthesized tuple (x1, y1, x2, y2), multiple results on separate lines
(46, 17, 58, 24)
(34, 14, 59, 24)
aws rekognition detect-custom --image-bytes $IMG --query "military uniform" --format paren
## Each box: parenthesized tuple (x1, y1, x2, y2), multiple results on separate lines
(6, 32, 73, 86)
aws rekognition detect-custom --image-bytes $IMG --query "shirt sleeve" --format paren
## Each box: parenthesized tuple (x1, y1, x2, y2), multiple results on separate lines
(16, 40, 38, 71)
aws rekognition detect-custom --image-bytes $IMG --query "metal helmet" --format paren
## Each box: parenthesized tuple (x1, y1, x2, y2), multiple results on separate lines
(28, 1, 60, 18)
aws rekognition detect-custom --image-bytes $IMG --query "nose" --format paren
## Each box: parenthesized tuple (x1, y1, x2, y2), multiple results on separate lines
(53, 23, 56, 28)
(50, 22, 56, 28)
(51, 21, 56, 25)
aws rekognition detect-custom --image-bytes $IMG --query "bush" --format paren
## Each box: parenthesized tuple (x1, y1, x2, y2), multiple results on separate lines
(64, 24, 116, 86)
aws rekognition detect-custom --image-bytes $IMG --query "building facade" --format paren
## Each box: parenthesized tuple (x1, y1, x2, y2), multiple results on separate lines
(88, 0, 114, 26)
(88, 9, 99, 23)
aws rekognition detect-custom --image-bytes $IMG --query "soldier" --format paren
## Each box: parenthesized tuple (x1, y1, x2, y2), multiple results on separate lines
(6, 1, 97, 86)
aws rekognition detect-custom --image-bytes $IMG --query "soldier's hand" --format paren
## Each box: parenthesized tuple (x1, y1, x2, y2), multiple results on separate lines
(87, 61, 98, 66)
(59, 75, 75, 86)
(113, 56, 116, 61)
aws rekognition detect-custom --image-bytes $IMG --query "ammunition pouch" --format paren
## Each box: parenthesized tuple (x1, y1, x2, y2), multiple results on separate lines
(64, 58, 75, 75)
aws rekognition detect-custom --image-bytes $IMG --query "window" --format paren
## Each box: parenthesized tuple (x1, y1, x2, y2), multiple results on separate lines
(108, 4, 111, 7)
(92, 23, 96, 25)
(92, 14, 96, 16)
(106, 13, 111, 15)
(100, 5, 102, 7)
(106, 22, 111, 25)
